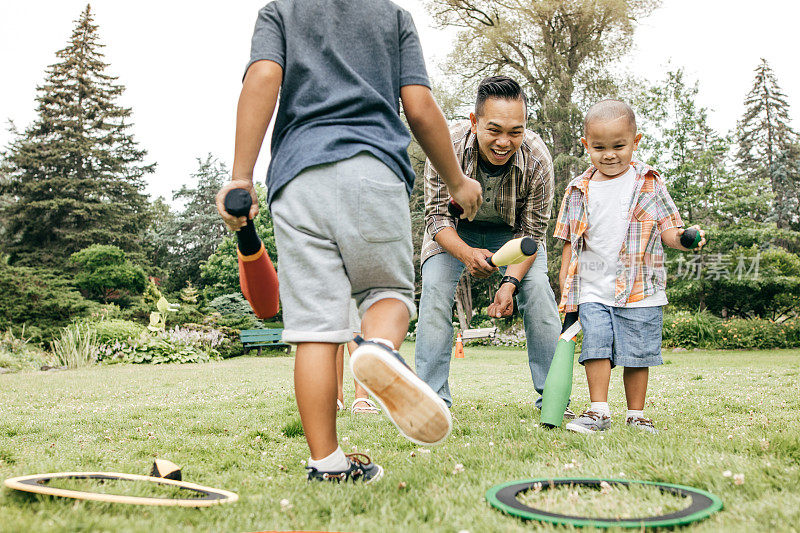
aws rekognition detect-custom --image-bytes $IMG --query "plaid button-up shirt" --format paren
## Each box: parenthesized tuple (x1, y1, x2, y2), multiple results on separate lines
(421, 121, 554, 266)
(553, 161, 683, 312)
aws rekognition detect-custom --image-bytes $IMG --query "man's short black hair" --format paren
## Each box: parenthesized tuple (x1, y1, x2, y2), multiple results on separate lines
(475, 75, 527, 116)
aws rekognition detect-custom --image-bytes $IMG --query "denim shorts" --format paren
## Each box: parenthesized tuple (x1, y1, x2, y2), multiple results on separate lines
(578, 303, 663, 368)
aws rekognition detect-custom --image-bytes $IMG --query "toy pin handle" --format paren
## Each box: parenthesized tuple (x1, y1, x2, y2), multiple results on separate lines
(448, 199, 464, 218)
(224, 188, 252, 219)
(680, 227, 702, 249)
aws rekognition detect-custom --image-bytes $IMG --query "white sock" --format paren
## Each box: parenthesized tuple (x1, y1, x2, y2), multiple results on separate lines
(590, 402, 611, 417)
(367, 337, 395, 350)
(627, 409, 644, 420)
(307, 446, 349, 472)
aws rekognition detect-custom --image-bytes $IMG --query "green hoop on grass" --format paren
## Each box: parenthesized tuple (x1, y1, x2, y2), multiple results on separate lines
(486, 478, 722, 529)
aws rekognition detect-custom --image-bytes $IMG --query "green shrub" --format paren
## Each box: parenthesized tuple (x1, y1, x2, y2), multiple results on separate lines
(216, 314, 262, 330)
(91, 319, 145, 345)
(0, 263, 95, 343)
(662, 311, 800, 349)
(52, 324, 100, 368)
(667, 245, 800, 320)
(98, 336, 213, 365)
(661, 310, 721, 348)
(0, 328, 54, 372)
(170, 304, 205, 327)
(207, 293, 263, 329)
(714, 318, 800, 350)
(175, 323, 243, 358)
(71, 244, 147, 306)
(114, 297, 153, 322)
(96, 324, 233, 364)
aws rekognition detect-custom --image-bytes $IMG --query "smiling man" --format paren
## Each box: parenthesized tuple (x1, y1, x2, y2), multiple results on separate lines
(415, 76, 567, 413)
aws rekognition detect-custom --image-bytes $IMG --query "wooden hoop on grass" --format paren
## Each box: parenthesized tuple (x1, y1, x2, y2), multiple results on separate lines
(4, 472, 238, 507)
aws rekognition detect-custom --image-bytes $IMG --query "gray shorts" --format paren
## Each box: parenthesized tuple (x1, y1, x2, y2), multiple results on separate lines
(271, 152, 416, 344)
(578, 302, 663, 368)
(348, 298, 362, 335)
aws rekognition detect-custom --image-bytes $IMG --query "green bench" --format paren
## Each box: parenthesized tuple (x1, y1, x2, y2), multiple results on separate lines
(240, 328, 292, 355)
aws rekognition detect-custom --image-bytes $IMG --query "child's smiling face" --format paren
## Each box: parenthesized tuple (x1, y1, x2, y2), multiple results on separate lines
(581, 116, 642, 179)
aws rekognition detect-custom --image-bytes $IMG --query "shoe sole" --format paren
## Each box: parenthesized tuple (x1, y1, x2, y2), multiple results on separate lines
(364, 464, 384, 485)
(350, 344, 452, 446)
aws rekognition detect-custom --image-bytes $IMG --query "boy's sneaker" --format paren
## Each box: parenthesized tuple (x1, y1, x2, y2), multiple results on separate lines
(565, 410, 611, 434)
(350, 337, 452, 446)
(626, 416, 659, 434)
(306, 453, 383, 484)
(563, 406, 576, 420)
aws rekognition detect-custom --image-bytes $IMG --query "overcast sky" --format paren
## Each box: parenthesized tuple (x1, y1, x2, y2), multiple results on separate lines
(1, 0, 797, 203)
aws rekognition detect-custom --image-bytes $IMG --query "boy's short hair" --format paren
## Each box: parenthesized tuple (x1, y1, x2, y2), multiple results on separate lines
(583, 99, 637, 136)
(475, 75, 527, 116)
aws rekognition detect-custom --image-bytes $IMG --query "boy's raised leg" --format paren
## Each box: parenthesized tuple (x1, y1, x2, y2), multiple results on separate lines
(351, 298, 452, 445)
(359, 298, 409, 348)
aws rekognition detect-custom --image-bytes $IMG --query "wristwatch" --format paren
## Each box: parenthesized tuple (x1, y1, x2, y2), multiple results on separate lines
(500, 275, 521, 296)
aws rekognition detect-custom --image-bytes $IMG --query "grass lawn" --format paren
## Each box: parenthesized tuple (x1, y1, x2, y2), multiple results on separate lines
(1, 344, 799, 532)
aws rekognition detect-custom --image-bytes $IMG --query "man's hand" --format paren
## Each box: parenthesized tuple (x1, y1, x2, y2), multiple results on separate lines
(216, 179, 259, 231)
(488, 283, 515, 318)
(401, 85, 483, 220)
(459, 247, 497, 278)
(449, 174, 483, 221)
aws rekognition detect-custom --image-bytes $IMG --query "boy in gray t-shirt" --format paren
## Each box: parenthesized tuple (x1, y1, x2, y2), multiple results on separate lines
(216, 0, 482, 483)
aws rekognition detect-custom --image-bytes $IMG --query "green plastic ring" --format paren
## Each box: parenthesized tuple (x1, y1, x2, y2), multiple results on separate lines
(486, 478, 723, 528)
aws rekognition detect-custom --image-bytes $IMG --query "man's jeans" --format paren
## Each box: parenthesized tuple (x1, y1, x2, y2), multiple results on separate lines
(414, 223, 561, 407)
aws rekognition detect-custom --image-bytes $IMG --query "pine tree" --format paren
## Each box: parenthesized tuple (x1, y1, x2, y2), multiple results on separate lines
(0, 5, 154, 266)
(153, 155, 230, 292)
(736, 59, 800, 228)
(180, 281, 199, 304)
(636, 69, 767, 226)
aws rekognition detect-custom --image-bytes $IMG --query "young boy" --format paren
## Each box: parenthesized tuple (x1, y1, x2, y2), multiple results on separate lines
(216, 0, 482, 483)
(553, 99, 705, 434)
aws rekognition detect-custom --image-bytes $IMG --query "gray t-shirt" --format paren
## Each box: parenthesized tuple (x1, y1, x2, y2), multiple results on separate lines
(247, 0, 430, 204)
(473, 162, 510, 224)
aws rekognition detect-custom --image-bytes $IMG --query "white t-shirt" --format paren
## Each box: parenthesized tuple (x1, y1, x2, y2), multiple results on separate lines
(579, 167, 667, 307)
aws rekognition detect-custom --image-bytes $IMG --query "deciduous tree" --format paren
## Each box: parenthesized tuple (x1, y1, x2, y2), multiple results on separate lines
(428, 0, 659, 190)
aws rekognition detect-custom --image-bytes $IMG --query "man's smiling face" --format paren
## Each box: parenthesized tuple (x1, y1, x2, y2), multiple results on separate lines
(470, 97, 526, 167)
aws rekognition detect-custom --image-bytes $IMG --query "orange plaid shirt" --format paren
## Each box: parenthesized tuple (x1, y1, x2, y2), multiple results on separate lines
(553, 161, 683, 312)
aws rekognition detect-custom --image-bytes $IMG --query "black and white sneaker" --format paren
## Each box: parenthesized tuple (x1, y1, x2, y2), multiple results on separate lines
(306, 453, 383, 484)
(349, 337, 452, 446)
